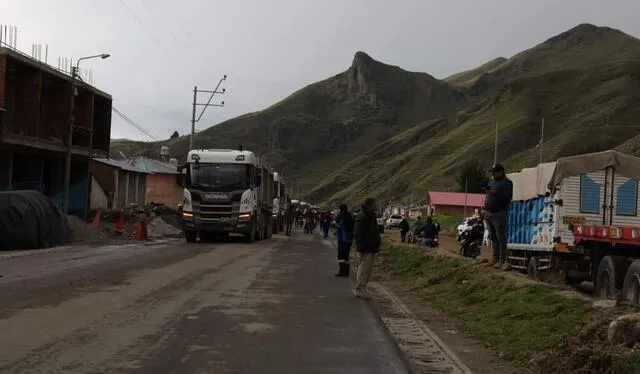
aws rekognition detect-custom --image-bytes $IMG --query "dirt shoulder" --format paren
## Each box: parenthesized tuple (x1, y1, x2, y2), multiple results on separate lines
(375, 238, 640, 373)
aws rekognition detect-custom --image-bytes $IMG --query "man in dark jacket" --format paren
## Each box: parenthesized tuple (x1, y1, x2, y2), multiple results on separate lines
(483, 163, 513, 270)
(332, 203, 354, 277)
(354, 197, 381, 299)
(416, 217, 438, 246)
(399, 215, 410, 243)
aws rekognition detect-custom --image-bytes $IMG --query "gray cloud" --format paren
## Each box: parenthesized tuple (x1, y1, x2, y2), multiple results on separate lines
(2, 0, 638, 140)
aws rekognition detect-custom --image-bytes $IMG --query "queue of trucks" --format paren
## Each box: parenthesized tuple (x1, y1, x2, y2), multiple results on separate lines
(177, 147, 290, 243)
(505, 150, 640, 303)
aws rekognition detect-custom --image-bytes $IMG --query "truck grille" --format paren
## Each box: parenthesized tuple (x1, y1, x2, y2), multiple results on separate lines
(198, 202, 234, 220)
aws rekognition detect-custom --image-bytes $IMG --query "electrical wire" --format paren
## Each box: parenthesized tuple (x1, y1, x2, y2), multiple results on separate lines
(112, 106, 159, 141)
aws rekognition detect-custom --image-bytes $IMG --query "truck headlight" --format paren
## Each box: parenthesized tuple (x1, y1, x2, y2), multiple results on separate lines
(238, 212, 251, 221)
(183, 211, 193, 219)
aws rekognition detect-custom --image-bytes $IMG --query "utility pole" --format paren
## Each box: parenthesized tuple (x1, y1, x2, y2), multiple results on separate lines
(539, 117, 544, 164)
(493, 122, 498, 165)
(63, 53, 110, 214)
(464, 177, 468, 218)
(190, 75, 227, 151)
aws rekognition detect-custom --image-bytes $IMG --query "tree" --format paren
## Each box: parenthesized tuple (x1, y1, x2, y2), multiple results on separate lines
(455, 160, 489, 193)
(170, 131, 179, 139)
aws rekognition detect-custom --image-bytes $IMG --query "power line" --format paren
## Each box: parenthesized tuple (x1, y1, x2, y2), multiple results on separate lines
(117, 0, 198, 83)
(112, 106, 159, 141)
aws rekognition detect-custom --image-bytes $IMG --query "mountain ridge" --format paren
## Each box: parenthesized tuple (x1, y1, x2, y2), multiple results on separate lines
(111, 23, 640, 207)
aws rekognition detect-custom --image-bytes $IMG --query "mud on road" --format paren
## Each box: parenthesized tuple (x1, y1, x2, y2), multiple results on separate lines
(0, 234, 408, 374)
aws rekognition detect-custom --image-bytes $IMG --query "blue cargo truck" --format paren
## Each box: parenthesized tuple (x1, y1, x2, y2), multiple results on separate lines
(505, 150, 640, 302)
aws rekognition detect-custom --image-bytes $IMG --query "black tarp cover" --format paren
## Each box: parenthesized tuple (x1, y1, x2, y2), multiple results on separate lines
(0, 190, 70, 250)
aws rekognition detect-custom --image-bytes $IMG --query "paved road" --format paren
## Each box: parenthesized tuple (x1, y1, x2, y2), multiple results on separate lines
(0, 233, 408, 374)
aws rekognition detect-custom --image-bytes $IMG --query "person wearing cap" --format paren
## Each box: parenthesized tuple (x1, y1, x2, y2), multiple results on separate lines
(483, 163, 513, 270)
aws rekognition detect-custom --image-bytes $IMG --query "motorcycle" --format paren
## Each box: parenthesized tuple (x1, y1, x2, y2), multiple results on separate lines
(408, 232, 439, 248)
(459, 218, 485, 258)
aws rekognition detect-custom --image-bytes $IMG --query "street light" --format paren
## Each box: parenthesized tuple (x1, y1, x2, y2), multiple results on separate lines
(62, 53, 110, 214)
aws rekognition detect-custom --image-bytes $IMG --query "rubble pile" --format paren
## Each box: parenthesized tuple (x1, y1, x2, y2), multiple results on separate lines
(66, 215, 109, 243)
(148, 216, 183, 238)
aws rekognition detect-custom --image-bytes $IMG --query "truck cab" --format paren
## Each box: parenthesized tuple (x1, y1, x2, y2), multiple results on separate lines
(179, 148, 274, 243)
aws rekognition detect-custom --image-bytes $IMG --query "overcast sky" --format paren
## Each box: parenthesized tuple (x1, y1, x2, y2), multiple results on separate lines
(1, 0, 639, 141)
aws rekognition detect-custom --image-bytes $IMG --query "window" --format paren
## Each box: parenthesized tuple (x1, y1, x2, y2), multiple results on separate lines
(580, 174, 600, 214)
(616, 179, 638, 216)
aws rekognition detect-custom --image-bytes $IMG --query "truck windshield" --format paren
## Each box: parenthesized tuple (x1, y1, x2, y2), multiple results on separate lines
(189, 163, 249, 191)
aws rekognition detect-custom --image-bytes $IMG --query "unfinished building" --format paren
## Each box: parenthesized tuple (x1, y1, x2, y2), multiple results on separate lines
(0, 46, 112, 213)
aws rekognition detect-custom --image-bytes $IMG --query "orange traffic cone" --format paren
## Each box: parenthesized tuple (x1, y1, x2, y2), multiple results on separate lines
(91, 210, 102, 228)
(135, 216, 149, 240)
(115, 214, 125, 235)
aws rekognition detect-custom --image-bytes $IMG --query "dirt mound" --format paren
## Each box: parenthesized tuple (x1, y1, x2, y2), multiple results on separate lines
(148, 216, 183, 238)
(532, 306, 640, 374)
(66, 215, 109, 243)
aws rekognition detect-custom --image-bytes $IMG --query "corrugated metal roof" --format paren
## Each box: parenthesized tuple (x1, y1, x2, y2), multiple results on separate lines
(92, 158, 150, 174)
(127, 157, 178, 174)
(427, 191, 485, 207)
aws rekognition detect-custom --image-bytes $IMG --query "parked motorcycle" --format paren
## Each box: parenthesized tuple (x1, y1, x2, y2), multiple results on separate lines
(459, 217, 485, 258)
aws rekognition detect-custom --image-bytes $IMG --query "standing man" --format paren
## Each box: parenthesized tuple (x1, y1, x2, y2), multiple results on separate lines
(399, 215, 410, 243)
(354, 197, 381, 299)
(285, 197, 294, 236)
(483, 163, 513, 270)
(332, 203, 354, 277)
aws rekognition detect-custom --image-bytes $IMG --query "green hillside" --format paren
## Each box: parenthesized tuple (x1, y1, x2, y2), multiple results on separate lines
(444, 57, 507, 87)
(112, 23, 640, 208)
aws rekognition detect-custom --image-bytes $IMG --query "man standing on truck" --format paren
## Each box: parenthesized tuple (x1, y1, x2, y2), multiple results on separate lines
(483, 163, 513, 270)
(354, 197, 381, 299)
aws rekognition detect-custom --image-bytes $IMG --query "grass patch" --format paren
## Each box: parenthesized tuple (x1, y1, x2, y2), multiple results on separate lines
(377, 241, 640, 372)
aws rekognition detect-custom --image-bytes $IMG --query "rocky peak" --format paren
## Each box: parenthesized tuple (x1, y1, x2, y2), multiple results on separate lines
(347, 51, 377, 102)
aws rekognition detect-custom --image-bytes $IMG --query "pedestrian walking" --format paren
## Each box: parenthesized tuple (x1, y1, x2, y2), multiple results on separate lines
(483, 163, 513, 270)
(354, 197, 381, 299)
(332, 203, 354, 277)
(399, 215, 410, 243)
(321, 212, 331, 239)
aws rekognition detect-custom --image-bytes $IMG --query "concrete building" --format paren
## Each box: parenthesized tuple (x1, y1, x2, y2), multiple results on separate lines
(90, 158, 148, 210)
(426, 191, 485, 216)
(0, 46, 112, 213)
(126, 157, 181, 209)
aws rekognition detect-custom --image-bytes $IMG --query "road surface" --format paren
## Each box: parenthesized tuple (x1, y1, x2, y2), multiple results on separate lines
(0, 233, 408, 374)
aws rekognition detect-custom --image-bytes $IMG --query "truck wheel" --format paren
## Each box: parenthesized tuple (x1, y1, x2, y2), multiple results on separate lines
(595, 255, 628, 299)
(622, 260, 640, 305)
(185, 231, 197, 243)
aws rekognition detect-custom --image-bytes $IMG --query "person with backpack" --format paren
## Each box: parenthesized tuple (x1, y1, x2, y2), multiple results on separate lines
(332, 203, 354, 277)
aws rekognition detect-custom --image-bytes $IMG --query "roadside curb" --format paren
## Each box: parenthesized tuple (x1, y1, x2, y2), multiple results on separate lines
(368, 282, 472, 374)
(319, 233, 472, 373)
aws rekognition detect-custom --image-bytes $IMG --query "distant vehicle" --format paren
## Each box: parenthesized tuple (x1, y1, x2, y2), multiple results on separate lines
(386, 214, 403, 229)
(377, 217, 385, 234)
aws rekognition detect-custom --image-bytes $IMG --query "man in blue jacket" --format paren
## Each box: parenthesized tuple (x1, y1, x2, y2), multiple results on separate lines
(483, 163, 513, 270)
(354, 197, 381, 299)
(332, 203, 354, 277)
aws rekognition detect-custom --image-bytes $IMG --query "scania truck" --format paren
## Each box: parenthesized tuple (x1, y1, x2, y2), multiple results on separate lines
(178, 148, 274, 243)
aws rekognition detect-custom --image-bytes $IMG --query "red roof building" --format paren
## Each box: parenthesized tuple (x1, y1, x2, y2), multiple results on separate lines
(426, 191, 485, 216)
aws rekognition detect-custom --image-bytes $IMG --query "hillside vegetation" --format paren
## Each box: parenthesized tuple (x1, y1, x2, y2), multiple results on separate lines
(112, 23, 640, 208)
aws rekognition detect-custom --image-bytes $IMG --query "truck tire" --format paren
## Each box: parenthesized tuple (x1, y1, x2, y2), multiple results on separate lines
(245, 217, 257, 243)
(622, 260, 640, 305)
(185, 231, 197, 243)
(595, 255, 628, 299)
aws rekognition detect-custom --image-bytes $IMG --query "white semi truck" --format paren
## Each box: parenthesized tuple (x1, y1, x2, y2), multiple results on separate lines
(178, 148, 274, 243)
(272, 172, 287, 233)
